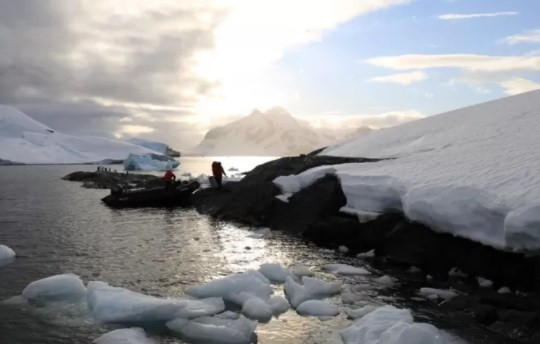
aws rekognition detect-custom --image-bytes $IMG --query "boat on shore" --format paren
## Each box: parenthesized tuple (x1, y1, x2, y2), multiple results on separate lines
(101, 180, 200, 208)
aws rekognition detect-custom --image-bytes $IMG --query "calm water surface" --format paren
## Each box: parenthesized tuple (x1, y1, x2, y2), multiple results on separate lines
(0, 158, 509, 343)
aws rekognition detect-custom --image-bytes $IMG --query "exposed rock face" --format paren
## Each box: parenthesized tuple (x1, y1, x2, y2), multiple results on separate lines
(62, 171, 163, 189)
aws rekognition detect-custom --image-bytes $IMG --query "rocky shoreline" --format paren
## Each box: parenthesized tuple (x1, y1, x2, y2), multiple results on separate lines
(192, 154, 540, 343)
(62, 170, 163, 189)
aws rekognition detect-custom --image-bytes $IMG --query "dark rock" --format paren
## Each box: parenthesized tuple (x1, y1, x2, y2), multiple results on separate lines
(440, 295, 478, 311)
(473, 304, 499, 324)
(62, 171, 162, 189)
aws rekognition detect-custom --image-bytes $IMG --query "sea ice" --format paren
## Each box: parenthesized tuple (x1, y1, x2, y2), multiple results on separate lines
(258, 263, 292, 283)
(289, 265, 314, 277)
(22, 273, 87, 303)
(87, 281, 224, 323)
(284, 276, 341, 308)
(185, 270, 273, 307)
(356, 249, 375, 258)
(477, 277, 493, 288)
(247, 228, 272, 239)
(241, 297, 273, 322)
(268, 296, 290, 316)
(338, 245, 349, 254)
(374, 275, 396, 287)
(497, 287, 511, 294)
(448, 267, 467, 278)
(418, 288, 458, 301)
(167, 315, 257, 344)
(296, 300, 340, 317)
(123, 153, 179, 171)
(323, 264, 370, 275)
(340, 305, 447, 344)
(0, 244, 15, 266)
(94, 328, 155, 344)
(345, 305, 377, 319)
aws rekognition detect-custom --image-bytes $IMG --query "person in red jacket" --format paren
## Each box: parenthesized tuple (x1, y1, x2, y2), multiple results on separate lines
(163, 169, 176, 190)
(211, 161, 227, 189)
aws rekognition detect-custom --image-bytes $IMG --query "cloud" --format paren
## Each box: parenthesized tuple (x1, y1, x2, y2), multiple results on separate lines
(502, 29, 540, 45)
(438, 11, 518, 20)
(498, 78, 540, 95)
(369, 71, 427, 85)
(303, 110, 424, 132)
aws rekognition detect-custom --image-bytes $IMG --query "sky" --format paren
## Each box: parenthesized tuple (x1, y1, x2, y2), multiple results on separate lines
(1, 0, 539, 150)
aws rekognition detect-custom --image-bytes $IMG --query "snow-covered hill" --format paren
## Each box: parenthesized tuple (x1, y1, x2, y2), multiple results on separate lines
(192, 107, 338, 156)
(0, 105, 158, 164)
(275, 90, 540, 252)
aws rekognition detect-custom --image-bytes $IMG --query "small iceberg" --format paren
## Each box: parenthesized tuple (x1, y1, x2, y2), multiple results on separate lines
(323, 264, 370, 275)
(258, 263, 292, 283)
(284, 276, 341, 308)
(296, 300, 340, 317)
(94, 328, 155, 344)
(167, 315, 257, 344)
(123, 153, 179, 171)
(0, 244, 15, 266)
(22, 273, 87, 303)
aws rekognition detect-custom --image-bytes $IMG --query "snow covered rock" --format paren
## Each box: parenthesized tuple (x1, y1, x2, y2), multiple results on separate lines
(258, 263, 292, 283)
(296, 300, 340, 317)
(87, 281, 224, 323)
(0, 244, 15, 266)
(185, 270, 273, 307)
(94, 328, 155, 344)
(284, 276, 341, 308)
(340, 305, 447, 344)
(323, 264, 370, 275)
(241, 297, 273, 322)
(0, 105, 158, 164)
(167, 315, 257, 344)
(123, 153, 179, 171)
(277, 91, 540, 252)
(418, 288, 457, 301)
(22, 273, 86, 303)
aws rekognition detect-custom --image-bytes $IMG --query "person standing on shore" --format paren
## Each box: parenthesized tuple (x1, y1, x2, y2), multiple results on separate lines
(211, 161, 227, 189)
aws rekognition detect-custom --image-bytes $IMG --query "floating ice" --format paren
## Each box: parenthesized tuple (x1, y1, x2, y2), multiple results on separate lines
(289, 265, 314, 278)
(123, 153, 179, 171)
(497, 287, 511, 294)
(258, 263, 292, 283)
(338, 245, 349, 254)
(269, 296, 290, 316)
(418, 288, 457, 301)
(284, 276, 341, 308)
(275, 194, 291, 203)
(0, 244, 15, 266)
(296, 300, 340, 317)
(346, 305, 377, 319)
(185, 270, 273, 307)
(408, 266, 422, 273)
(477, 277, 493, 288)
(374, 275, 396, 287)
(87, 281, 224, 323)
(356, 249, 375, 258)
(22, 273, 87, 303)
(215, 311, 240, 320)
(323, 264, 370, 275)
(448, 267, 467, 278)
(247, 228, 271, 239)
(340, 305, 447, 344)
(241, 297, 273, 322)
(167, 315, 257, 344)
(342, 292, 365, 304)
(94, 327, 155, 344)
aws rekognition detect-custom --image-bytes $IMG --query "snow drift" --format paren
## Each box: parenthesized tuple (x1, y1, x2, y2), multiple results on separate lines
(0, 105, 163, 164)
(275, 90, 540, 252)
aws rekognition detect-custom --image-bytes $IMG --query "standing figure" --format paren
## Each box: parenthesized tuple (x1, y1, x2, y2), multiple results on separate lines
(163, 169, 176, 190)
(211, 161, 227, 189)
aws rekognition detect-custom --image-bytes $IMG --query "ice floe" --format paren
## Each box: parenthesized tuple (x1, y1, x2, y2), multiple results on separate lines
(476, 277, 493, 288)
(258, 263, 292, 283)
(418, 288, 458, 301)
(94, 327, 155, 344)
(296, 300, 340, 317)
(284, 276, 341, 308)
(374, 275, 396, 287)
(323, 264, 370, 276)
(289, 265, 314, 278)
(22, 273, 87, 303)
(0, 244, 15, 266)
(241, 297, 273, 322)
(167, 315, 257, 344)
(268, 296, 290, 316)
(345, 305, 377, 319)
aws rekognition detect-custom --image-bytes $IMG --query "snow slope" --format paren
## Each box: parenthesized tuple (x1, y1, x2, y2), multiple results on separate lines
(191, 107, 335, 156)
(275, 90, 540, 252)
(0, 105, 158, 164)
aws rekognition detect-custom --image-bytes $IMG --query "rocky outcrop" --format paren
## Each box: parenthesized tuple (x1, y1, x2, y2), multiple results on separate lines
(62, 171, 163, 189)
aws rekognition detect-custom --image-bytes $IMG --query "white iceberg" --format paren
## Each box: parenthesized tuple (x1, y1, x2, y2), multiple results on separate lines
(167, 315, 257, 344)
(273, 90, 540, 252)
(22, 273, 87, 303)
(296, 300, 340, 317)
(323, 264, 370, 275)
(94, 328, 155, 344)
(185, 270, 273, 308)
(258, 263, 292, 283)
(0, 244, 15, 266)
(123, 153, 179, 171)
(284, 276, 341, 308)
(340, 305, 447, 344)
(87, 281, 224, 323)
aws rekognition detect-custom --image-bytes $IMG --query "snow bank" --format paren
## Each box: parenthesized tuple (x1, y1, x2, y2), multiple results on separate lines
(22, 273, 86, 303)
(258, 263, 292, 283)
(284, 276, 341, 308)
(87, 281, 224, 323)
(94, 328, 155, 344)
(323, 264, 370, 275)
(0, 244, 15, 266)
(185, 270, 273, 307)
(340, 305, 447, 344)
(275, 91, 540, 252)
(123, 153, 179, 171)
(296, 300, 340, 317)
(0, 105, 162, 164)
(167, 315, 257, 344)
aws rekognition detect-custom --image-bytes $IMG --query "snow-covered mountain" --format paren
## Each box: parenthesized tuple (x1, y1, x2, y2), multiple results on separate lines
(191, 107, 368, 156)
(275, 90, 540, 252)
(0, 105, 159, 164)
